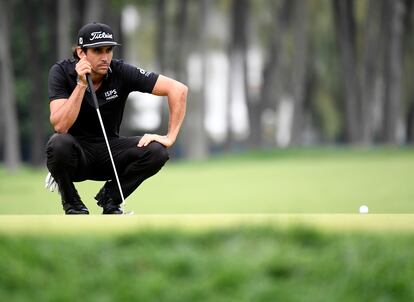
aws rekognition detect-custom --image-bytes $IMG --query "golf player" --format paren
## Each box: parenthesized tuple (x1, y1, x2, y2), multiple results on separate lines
(45, 22, 187, 214)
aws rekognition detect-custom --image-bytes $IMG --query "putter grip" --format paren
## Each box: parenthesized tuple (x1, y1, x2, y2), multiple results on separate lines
(86, 74, 100, 109)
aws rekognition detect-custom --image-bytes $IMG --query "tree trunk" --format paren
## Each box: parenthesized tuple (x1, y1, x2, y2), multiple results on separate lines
(45, 0, 58, 65)
(181, 0, 209, 159)
(333, 0, 361, 143)
(104, 5, 123, 59)
(260, 0, 292, 147)
(404, 0, 414, 143)
(57, 0, 71, 60)
(156, 0, 167, 73)
(382, 0, 406, 144)
(24, 1, 46, 166)
(227, 0, 249, 149)
(170, 0, 190, 158)
(173, 0, 189, 84)
(407, 102, 414, 143)
(155, 0, 170, 138)
(84, 0, 104, 23)
(73, 0, 86, 35)
(196, 0, 209, 159)
(0, 1, 21, 171)
(290, 0, 310, 146)
(360, 0, 386, 144)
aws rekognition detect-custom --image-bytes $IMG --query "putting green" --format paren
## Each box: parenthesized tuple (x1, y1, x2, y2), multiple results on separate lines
(2, 148, 414, 214)
(0, 214, 413, 235)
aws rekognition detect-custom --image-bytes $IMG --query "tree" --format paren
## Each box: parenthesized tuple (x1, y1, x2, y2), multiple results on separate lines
(360, 0, 386, 144)
(227, 0, 249, 149)
(259, 0, 292, 147)
(288, 0, 310, 146)
(173, 0, 189, 85)
(405, 0, 414, 143)
(0, 1, 21, 171)
(155, 0, 167, 73)
(382, 0, 406, 144)
(332, 0, 362, 143)
(245, 0, 262, 148)
(57, 0, 72, 60)
(84, 0, 104, 23)
(178, 0, 209, 159)
(155, 0, 170, 140)
(24, 0, 52, 166)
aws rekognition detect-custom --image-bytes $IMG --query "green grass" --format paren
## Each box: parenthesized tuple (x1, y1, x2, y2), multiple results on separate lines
(1, 147, 413, 214)
(0, 226, 413, 302)
(1, 147, 414, 301)
(1, 214, 414, 235)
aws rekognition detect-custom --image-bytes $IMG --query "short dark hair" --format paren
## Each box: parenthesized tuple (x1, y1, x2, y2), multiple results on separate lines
(72, 46, 87, 60)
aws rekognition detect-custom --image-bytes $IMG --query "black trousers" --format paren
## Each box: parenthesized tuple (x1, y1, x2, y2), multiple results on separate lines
(45, 133, 169, 204)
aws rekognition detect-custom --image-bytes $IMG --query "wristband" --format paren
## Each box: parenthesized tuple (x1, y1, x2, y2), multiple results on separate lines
(77, 80, 87, 87)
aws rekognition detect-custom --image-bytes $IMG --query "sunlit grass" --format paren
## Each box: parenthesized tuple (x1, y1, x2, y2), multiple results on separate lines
(1, 147, 413, 214)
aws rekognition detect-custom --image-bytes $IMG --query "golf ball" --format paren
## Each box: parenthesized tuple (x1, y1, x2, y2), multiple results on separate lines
(359, 205, 369, 214)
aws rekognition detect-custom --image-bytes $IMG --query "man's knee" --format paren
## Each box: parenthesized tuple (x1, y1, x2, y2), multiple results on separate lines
(146, 142, 169, 169)
(46, 133, 78, 165)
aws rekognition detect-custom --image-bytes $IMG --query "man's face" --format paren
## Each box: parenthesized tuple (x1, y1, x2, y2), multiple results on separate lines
(84, 46, 113, 75)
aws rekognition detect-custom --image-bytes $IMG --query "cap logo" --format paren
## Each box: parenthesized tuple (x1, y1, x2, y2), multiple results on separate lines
(90, 31, 113, 41)
(78, 37, 83, 45)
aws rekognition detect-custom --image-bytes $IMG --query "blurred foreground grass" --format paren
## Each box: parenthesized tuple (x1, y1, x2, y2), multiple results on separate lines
(0, 221, 413, 302)
(1, 147, 414, 214)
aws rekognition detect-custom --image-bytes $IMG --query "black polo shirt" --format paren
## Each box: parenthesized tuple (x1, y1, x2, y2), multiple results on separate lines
(48, 59, 159, 138)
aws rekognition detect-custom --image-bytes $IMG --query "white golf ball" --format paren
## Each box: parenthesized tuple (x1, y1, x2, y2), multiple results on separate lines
(359, 205, 369, 214)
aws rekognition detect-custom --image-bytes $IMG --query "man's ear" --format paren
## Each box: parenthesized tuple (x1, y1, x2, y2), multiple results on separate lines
(76, 47, 86, 59)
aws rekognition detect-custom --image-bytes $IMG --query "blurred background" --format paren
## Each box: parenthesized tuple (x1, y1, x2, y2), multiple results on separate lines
(1, 3, 414, 299)
(1, 0, 414, 172)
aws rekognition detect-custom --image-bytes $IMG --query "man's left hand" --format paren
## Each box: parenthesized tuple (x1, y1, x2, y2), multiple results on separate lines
(138, 134, 174, 148)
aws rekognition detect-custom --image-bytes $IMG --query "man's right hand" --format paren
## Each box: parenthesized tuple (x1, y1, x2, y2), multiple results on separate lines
(75, 56, 92, 85)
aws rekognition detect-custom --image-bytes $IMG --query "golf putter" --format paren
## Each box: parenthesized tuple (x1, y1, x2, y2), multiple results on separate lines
(86, 74, 134, 215)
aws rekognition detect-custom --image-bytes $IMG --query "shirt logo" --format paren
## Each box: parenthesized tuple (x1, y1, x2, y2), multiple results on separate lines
(104, 89, 118, 100)
(137, 67, 152, 77)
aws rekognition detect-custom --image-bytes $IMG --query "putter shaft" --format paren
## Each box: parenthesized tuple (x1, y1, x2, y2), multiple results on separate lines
(86, 74, 126, 210)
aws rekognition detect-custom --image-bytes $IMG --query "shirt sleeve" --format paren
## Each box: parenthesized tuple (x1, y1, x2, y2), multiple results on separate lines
(120, 62, 159, 93)
(48, 64, 71, 101)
